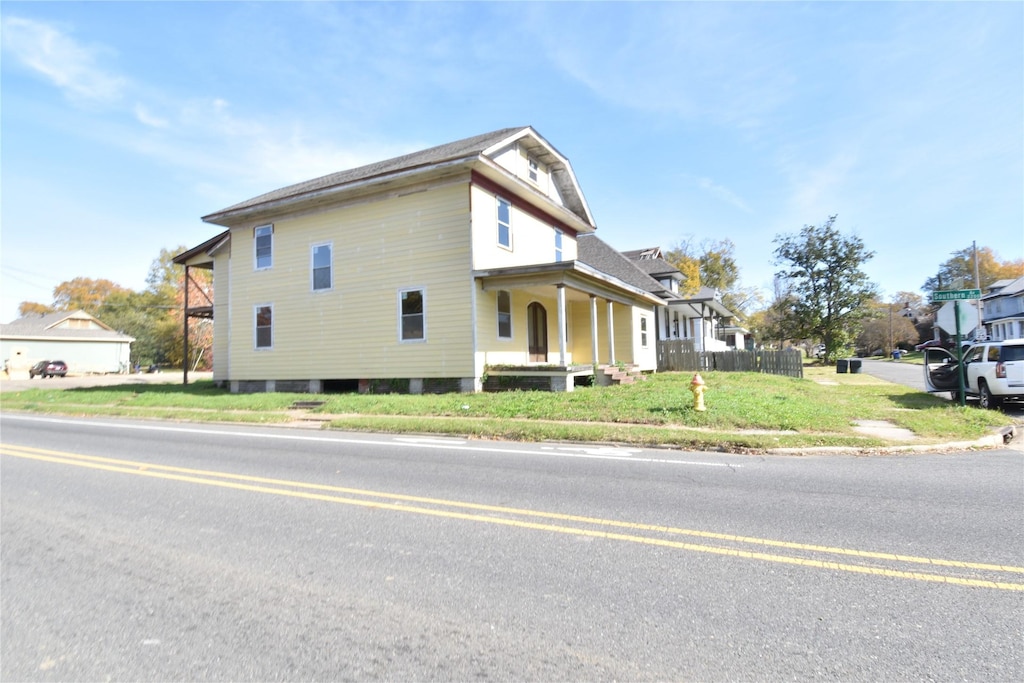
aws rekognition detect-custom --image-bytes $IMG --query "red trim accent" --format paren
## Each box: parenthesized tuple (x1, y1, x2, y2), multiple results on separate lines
(471, 170, 580, 237)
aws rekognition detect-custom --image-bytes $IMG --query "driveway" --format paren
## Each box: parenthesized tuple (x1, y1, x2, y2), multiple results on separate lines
(856, 358, 926, 391)
(0, 371, 211, 394)
(858, 358, 1024, 420)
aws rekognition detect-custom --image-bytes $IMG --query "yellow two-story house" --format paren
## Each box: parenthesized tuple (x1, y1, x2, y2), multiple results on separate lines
(176, 127, 671, 393)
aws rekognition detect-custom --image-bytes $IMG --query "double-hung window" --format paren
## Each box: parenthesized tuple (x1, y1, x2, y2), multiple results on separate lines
(255, 304, 273, 349)
(528, 158, 539, 183)
(254, 225, 273, 270)
(311, 242, 332, 291)
(497, 290, 512, 339)
(640, 317, 649, 348)
(554, 229, 563, 262)
(400, 288, 425, 342)
(497, 197, 512, 250)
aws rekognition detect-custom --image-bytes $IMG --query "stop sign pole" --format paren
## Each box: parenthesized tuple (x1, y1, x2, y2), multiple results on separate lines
(954, 300, 966, 406)
(932, 289, 981, 407)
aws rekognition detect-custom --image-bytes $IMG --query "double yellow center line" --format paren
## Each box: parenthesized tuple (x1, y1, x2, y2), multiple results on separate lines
(4, 443, 1022, 591)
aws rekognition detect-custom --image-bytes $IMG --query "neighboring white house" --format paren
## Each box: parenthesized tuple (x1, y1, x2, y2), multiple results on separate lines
(981, 276, 1024, 341)
(1, 310, 134, 377)
(622, 247, 744, 351)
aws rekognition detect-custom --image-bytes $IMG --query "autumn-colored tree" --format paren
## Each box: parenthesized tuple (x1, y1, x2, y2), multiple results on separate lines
(664, 237, 759, 313)
(33, 246, 214, 371)
(923, 246, 1024, 293)
(51, 277, 132, 314)
(17, 301, 53, 317)
(855, 299, 920, 355)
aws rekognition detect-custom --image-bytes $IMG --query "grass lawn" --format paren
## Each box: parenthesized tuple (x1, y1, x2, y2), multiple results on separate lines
(1, 365, 1013, 453)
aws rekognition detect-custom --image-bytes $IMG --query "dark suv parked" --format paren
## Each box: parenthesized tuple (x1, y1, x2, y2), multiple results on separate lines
(29, 360, 68, 378)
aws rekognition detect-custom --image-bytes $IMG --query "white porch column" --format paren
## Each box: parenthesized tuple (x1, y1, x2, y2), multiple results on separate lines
(606, 299, 616, 364)
(557, 285, 567, 365)
(589, 295, 599, 365)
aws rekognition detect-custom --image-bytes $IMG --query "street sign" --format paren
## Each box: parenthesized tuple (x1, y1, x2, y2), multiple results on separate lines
(935, 300, 979, 335)
(931, 289, 981, 301)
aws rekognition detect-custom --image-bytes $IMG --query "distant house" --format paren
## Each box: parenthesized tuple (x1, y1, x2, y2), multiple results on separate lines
(981, 277, 1024, 341)
(623, 247, 744, 351)
(1, 310, 134, 377)
(176, 127, 669, 393)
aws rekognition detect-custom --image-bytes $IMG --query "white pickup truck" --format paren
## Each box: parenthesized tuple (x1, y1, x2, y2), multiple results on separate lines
(923, 338, 1024, 408)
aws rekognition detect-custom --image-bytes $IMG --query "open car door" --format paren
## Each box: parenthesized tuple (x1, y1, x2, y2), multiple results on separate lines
(923, 347, 960, 393)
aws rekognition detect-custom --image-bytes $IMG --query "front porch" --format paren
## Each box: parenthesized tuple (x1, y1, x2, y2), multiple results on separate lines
(483, 364, 595, 392)
(483, 362, 647, 392)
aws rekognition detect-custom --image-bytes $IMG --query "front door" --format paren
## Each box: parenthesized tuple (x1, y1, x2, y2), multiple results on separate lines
(527, 302, 548, 362)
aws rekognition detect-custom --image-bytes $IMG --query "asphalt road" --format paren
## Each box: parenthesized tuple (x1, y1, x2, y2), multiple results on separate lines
(2, 414, 1021, 681)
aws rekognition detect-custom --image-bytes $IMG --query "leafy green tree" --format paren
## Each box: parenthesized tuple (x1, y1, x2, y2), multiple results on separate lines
(773, 215, 879, 363)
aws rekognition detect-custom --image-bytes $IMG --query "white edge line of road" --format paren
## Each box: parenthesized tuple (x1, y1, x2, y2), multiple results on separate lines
(0, 414, 739, 468)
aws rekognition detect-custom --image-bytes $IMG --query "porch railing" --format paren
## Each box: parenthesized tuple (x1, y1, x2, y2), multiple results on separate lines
(657, 340, 803, 379)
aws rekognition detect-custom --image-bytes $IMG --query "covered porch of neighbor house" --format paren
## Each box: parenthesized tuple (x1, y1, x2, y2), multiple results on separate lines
(657, 288, 740, 352)
(474, 261, 664, 390)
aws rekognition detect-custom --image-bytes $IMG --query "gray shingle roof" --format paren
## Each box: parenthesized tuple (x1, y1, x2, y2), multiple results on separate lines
(204, 127, 527, 221)
(1, 311, 133, 340)
(577, 234, 675, 298)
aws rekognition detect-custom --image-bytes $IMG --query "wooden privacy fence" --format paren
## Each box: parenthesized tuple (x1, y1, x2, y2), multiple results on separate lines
(657, 341, 803, 379)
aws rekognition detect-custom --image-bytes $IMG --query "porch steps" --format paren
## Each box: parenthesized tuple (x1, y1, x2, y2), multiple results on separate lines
(596, 364, 647, 386)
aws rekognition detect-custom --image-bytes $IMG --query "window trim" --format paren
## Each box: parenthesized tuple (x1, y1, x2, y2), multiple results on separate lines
(254, 303, 273, 350)
(496, 197, 512, 251)
(254, 224, 273, 270)
(528, 157, 539, 183)
(398, 287, 426, 343)
(310, 241, 333, 292)
(497, 290, 512, 340)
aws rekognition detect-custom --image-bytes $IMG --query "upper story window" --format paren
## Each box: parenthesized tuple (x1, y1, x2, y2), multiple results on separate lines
(497, 197, 512, 250)
(528, 158, 539, 183)
(400, 288, 425, 342)
(554, 229, 563, 262)
(254, 225, 273, 270)
(255, 304, 273, 349)
(311, 242, 332, 291)
(497, 290, 512, 339)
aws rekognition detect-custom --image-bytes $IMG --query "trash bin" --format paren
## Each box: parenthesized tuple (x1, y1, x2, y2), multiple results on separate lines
(891, 350, 902, 360)
(849, 359, 862, 373)
(836, 359, 849, 374)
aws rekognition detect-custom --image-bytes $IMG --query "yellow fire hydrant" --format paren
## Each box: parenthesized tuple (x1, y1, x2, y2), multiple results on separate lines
(690, 373, 707, 411)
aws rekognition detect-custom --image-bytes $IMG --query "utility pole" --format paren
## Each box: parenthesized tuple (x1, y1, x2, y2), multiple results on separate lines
(973, 241, 984, 340)
(888, 303, 893, 355)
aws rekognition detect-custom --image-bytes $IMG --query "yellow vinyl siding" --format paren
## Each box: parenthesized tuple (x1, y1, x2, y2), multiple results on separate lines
(227, 183, 474, 380)
(212, 250, 230, 382)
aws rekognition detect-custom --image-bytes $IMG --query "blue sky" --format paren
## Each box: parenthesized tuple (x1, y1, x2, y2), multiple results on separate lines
(2, 1, 1021, 323)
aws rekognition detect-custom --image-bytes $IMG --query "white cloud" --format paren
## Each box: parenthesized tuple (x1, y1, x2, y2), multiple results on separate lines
(1, 16, 126, 103)
(1, 16, 416, 202)
(697, 178, 752, 214)
(134, 103, 168, 128)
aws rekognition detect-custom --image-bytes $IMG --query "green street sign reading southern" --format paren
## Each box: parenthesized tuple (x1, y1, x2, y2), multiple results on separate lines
(931, 289, 982, 301)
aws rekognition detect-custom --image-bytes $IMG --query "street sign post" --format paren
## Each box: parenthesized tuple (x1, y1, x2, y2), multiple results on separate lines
(931, 289, 981, 301)
(931, 290, 981, 407)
